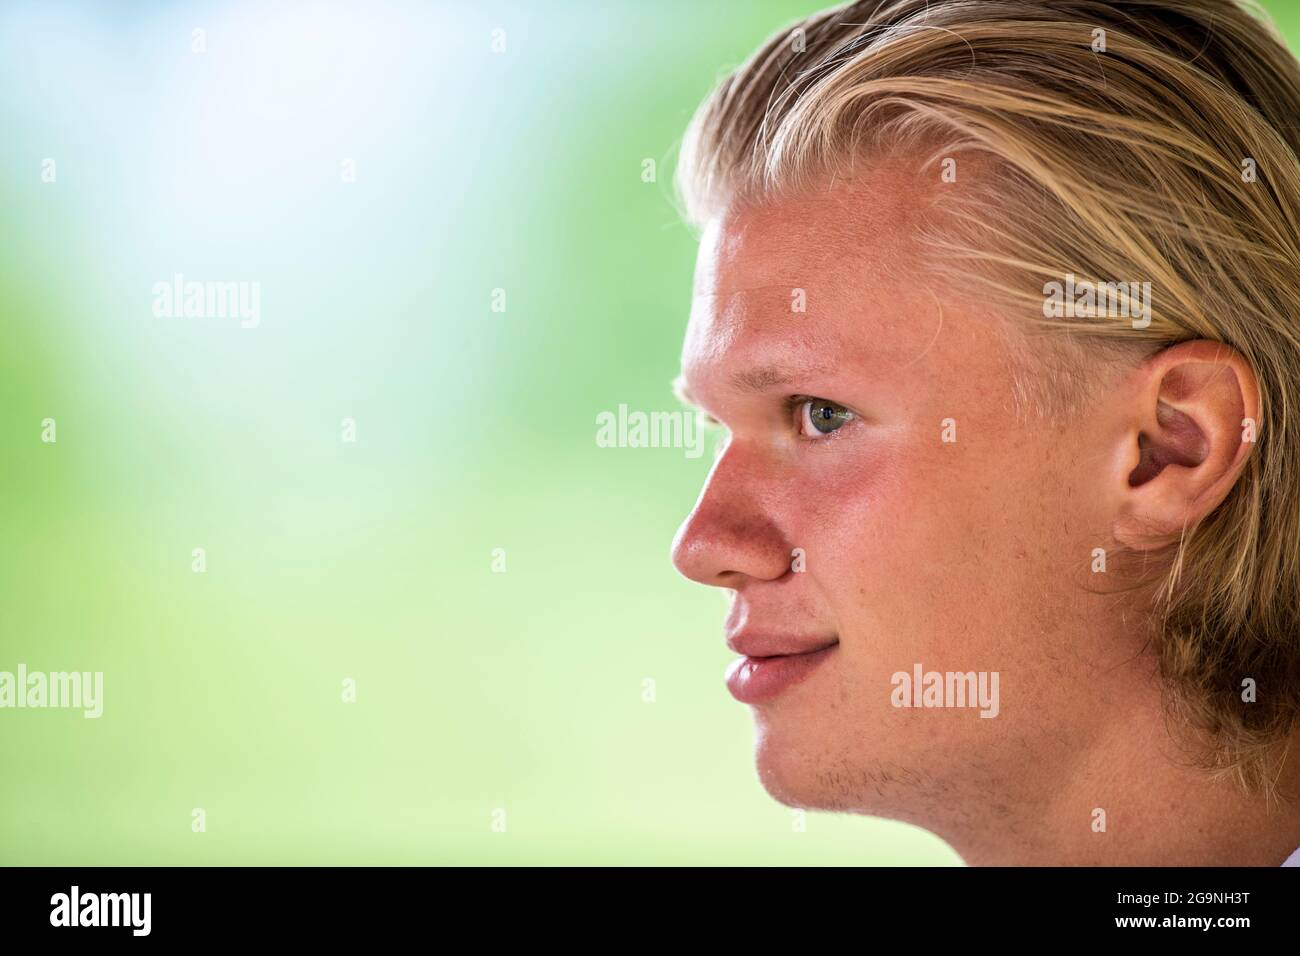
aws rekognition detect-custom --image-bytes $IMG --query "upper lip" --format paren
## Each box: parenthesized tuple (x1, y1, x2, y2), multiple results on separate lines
(726, 632, 839, 658)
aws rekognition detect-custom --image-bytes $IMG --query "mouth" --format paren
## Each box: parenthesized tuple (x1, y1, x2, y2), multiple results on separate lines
(724, 641, 838, 705)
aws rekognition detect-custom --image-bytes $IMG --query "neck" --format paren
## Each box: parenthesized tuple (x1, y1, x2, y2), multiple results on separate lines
(938, 679, 1300, 866)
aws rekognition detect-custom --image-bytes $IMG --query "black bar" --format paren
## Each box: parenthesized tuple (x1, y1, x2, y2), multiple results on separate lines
(0, 866, 1290, 941)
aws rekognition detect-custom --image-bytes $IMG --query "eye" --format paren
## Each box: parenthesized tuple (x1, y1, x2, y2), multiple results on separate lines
(796, 398, 854, 438)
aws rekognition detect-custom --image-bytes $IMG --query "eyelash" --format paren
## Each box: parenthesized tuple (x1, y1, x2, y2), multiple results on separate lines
(786, 395, 856, 441)
(696, 410, 722, 429)
(690, 398, 857, 440)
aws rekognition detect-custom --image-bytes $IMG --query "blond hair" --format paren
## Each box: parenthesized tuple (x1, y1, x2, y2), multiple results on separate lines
(677, 0, 1300, 793)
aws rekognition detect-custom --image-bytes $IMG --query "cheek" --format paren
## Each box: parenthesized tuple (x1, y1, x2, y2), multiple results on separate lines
(800, 430, 1065, 664)
(784, 440, 893, 571)
(784, 440, 911, 652)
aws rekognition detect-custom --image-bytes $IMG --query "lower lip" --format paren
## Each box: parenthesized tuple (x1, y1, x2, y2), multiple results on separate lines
(725, 645, 837, 704)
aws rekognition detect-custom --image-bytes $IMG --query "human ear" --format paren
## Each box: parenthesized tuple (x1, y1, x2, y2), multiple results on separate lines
(1111, 340, 1259, 550)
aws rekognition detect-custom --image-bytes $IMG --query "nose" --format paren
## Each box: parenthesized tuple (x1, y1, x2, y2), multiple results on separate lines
(670, 443, 792, 588)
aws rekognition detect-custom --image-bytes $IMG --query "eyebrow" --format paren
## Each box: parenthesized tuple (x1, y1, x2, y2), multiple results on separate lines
(672, 362, 835, 406)
(730, 364, 802, 392)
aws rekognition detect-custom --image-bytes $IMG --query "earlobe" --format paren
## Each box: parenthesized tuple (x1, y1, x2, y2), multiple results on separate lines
(1112, 341, 1259, 551)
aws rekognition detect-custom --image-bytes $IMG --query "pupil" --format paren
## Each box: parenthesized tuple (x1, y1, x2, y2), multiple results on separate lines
(818, 405, 833, 420)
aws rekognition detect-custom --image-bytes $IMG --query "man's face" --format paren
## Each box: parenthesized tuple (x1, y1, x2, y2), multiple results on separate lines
(671, 169, 1136, 822)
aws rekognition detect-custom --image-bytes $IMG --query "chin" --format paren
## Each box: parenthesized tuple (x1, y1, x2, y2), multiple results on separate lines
(750, 717, 841, 811)
(754, 759, 820, 810)
(750, 716, 922, 816)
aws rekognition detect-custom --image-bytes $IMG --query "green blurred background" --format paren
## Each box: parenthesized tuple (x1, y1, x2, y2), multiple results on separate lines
(2, 0, 1297, 866)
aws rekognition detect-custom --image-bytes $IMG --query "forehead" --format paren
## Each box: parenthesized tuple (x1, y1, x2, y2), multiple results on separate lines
(683, 169, 941, 380)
